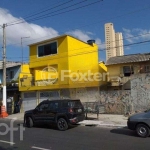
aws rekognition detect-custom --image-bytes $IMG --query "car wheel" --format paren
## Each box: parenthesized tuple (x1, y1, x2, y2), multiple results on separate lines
(136, 124, 150, 138)
(25, 117, 34, 128)
(57, 118, 68, 131)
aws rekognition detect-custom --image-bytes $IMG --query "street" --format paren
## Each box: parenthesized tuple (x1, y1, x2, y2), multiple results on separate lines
(0, 119, 149, 150)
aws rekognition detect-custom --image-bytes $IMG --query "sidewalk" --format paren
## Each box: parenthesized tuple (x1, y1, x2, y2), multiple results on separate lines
(78, 113, 127, 127)
(4, 113, 24, 121)
(2, 113, 128, 128)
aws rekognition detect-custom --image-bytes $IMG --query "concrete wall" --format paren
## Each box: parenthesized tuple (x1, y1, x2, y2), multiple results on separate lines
(70, 87, 99, 102)
(99, 90, 131, 114)
(98, 73, 150, 114)
(131, 73, 150, 112)
(69, 88, 132, 114)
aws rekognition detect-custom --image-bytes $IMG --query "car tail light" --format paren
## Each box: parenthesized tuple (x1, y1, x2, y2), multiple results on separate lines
(69, 108, 74, 113)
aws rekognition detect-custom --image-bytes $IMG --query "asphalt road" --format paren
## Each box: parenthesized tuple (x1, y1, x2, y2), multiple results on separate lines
(0, 119, 149, 150)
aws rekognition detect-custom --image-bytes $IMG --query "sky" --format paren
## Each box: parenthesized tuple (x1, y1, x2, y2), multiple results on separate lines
(0, 0, 150, 63)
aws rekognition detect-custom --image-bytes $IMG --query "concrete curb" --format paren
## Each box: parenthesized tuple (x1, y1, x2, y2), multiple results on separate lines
(2, 118, 126, 128)
(0, 118, 24, 122)
(78, 121, 127, 128)
(79, 124, 127, 128)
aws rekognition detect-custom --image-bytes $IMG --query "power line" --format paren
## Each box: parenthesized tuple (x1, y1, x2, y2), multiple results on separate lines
(18, 39, 150, 64)
(7, 0, 73, 25)
(10, 31, 150, 53)
(6, 39, 150, 63)
(3, 32, 150, 65)
(6, 3, 150, 28)
(69, 5, 150, 30)
(7, 0, 102, 27)
(4, 4, 150, 47)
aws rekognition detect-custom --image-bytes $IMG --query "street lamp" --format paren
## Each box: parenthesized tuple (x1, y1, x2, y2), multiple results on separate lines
(21, 36, 30, 64)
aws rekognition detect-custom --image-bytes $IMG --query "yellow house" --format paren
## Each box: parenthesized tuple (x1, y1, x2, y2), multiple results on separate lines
(106, 53, 150, 90)
(19, 35, 107, 111)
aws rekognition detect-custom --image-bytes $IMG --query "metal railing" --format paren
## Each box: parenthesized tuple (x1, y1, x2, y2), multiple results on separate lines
(19, 76, 59, 87)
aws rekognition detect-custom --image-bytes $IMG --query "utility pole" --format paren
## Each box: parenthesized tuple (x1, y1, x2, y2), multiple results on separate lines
(2, 23, 7, 110)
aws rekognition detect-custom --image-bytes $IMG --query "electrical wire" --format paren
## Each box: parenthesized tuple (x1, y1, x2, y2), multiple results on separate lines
(4, 32, 150, 63)
(3, 4, 150, 48)
(7, 28, 150, 50)
(7, 0, 73, 25)
(7, 0, 102, 26)
(14, 39, 150, 64)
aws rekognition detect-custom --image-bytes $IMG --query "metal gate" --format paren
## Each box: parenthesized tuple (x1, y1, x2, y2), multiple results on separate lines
(22, 92, 37, 111)
(39, 91, 60, 103)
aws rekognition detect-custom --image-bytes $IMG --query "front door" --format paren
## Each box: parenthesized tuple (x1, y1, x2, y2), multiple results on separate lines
(44, 101, 59, 123)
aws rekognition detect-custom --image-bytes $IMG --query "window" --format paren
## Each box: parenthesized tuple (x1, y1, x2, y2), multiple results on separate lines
(68, 100, 82, 107)
(38, 103, 49, 111)
(38, 42, 57, 57)
(145, 65, 150, 73)
(123, 66, 134, 76)
(49, 102, 59, 110)
(10, 71, 14, 79)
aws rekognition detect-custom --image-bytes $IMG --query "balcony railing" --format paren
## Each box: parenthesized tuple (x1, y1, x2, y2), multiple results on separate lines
(19, 77, 59, 87)
(20, 77, 34, 87)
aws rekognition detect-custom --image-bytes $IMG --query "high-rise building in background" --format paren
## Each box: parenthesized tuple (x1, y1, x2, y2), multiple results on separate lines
(115, 32, 124, 56)
(105, 23, 124, 61)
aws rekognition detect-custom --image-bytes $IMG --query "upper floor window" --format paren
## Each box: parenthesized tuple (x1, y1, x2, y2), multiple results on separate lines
(38, 42, 57, 57)
(145, 65, 150, 73)
(123, 66, 134, 77)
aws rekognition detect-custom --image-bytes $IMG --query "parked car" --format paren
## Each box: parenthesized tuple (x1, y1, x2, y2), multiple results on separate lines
(127, 109, 150, 138)
(24, 99, 85, 131)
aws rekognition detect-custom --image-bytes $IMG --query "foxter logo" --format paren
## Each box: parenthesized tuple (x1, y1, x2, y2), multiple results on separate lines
(41, 66, 58, 84)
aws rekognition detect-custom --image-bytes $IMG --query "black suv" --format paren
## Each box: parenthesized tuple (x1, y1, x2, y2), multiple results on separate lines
(24, 99, 85, 131)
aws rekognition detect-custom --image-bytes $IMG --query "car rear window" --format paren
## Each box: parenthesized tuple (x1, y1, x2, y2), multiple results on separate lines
(68, 100, 82, 107)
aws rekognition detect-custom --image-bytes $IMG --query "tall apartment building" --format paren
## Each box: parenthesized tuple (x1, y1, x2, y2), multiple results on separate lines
(105, 23, 124, 61)
(115, 32, 124, 56)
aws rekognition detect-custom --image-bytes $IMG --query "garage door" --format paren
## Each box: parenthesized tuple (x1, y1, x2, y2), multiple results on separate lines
(22, 92, 37, 112)
(39, 91, 60, 103)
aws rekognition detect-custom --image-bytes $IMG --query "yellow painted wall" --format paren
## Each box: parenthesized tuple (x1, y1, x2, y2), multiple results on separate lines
(107, 62, 144, 80)
(19, 35, 106, 91)
(29, 36, 68, 68)
(99, 62, 107, 72)
(29, 36, 69, 86)
(99, 62, 107, 84)
(21, 64, 30, 73)
(67, 36, 99, 87)
(107, 64, 122, 78)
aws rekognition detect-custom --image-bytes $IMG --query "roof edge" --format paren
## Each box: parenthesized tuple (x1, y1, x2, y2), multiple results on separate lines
(28, 34, 96, 47)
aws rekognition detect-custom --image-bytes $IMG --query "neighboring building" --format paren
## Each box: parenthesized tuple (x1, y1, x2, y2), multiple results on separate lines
(0, 61, 23, 104)
(115, 33, 124, 56)
(19, 34, 107, 112)
(106, 53, 150, 90)
(105, 23, 124, 61)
